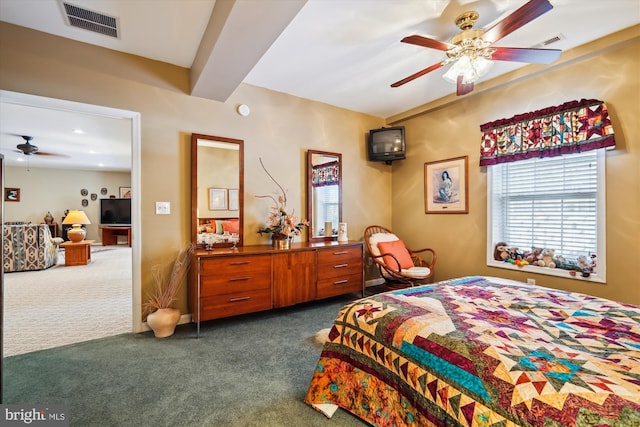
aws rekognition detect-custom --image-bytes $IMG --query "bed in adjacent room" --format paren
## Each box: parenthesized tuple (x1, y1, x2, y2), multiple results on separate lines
(305, 276, 640, 426)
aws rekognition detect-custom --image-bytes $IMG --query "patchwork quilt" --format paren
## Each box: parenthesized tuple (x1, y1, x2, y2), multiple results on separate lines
(305, 276, 640, 426)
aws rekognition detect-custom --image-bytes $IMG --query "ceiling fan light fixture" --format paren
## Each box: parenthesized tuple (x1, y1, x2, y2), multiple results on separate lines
(442, 55, 493, 85)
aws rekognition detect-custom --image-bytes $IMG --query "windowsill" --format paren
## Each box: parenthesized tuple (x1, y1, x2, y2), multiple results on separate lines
(486, 260, 605, 284)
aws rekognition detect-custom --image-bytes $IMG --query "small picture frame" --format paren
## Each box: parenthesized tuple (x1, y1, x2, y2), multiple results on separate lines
(119, 187, 132, 198)
(228, 189, 239, 211)
(4, 188, 20, 202)
(209, 188, 228, 210)
(424, 155, 469, 214)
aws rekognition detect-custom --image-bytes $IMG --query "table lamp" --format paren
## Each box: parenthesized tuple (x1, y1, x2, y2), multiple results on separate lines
(62, 210, 91, 242)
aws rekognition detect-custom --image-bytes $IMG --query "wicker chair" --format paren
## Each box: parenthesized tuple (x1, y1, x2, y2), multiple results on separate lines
(364, 225, 436, 288)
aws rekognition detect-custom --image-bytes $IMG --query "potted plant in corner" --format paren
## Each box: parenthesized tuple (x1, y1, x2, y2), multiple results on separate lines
(143, 243, 194, 338)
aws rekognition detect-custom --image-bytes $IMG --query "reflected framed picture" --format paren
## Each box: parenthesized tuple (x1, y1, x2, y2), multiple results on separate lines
(424, 155, 468, 214)
(119, 187, 132, 198)
(228, 189, 239, 211)
(209, 188, 228, 210)
(4, 187, 20, 202)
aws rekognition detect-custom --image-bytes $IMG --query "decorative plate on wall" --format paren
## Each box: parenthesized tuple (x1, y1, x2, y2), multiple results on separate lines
(91, 193, 97, 201)
(101, 187, 108, 195)
(82, 199, 88, 207)
(81, 189, 88, 196)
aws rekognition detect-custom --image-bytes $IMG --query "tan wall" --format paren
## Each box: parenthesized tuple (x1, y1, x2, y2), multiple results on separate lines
(4, 167, 130, 241)
(390, 31, 640, 305)
(0, 22, 390, 320)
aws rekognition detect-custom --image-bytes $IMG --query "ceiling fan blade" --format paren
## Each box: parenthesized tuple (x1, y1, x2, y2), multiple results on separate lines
(35, 151, 69, 157)
(391, 62, 444, 88)
(401, 35, 453, 51)
(457, 76, 474, 96)
(492, 46, 561, 63)
(482, 0, 554, 44)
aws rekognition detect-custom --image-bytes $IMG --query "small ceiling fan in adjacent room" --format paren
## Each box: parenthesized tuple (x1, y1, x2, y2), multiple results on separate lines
(391, 0, 562, 96)
(15, 135, 62, 157)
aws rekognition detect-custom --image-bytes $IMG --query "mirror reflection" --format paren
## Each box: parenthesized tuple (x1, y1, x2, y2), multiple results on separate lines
(307, 150, 342, 242)
(191, 134, 244, 249)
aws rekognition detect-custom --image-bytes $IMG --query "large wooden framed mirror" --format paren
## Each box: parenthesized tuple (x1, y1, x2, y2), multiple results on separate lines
(191, 133, 244, 249)
(306, 150, 342, 243)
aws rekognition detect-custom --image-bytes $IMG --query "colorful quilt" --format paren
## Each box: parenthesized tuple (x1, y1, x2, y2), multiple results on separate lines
(305, 276, 640, 426)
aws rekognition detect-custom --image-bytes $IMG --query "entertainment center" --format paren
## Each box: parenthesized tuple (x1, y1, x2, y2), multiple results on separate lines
(101, 226, 132, 247)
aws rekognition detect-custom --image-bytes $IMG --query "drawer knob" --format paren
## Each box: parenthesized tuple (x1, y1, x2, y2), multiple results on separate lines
(333, 251, 349, 255)
(333, 280, 348, 285)
(229, 261, 250, 265)
(333, 264, 348, 269)
(229, 277, 251, 282)
(229, 296, 250, 302)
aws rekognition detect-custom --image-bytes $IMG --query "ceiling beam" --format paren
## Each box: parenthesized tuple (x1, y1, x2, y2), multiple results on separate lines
(190, 0, 307, 102)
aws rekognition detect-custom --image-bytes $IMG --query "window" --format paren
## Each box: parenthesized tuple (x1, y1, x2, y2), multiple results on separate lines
(487, 149, 606, 282)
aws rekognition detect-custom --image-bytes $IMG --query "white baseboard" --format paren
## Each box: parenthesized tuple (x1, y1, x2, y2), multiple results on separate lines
(365, 278, 385, 287)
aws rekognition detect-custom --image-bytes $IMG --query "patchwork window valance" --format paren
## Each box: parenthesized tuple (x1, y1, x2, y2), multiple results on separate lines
(312, 161, 340, 187)
(479, 99, 615, 166)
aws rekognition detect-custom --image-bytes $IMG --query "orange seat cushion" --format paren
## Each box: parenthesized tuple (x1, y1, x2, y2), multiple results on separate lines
(377, 240, 413, 270)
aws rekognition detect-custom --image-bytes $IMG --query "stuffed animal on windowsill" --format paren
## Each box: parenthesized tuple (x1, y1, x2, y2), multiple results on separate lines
(537, 248, 556, 268)
(494, 242, 509, 261)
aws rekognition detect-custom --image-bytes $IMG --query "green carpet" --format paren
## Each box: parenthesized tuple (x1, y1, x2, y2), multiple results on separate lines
(3, 293, 369, 426)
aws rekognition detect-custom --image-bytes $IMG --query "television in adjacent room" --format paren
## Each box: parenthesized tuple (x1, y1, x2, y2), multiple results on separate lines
(100, 198, 131, 226)
(367, 126, 406, 164)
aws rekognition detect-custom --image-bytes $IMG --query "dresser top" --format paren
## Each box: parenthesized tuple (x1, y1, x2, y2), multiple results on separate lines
(194, 240, 362, 258)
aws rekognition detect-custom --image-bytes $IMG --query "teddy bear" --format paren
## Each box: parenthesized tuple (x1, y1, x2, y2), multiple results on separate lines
(538, 248, 555, 268)
(525, 247, 542, 265)
(494, 242, 509, 261)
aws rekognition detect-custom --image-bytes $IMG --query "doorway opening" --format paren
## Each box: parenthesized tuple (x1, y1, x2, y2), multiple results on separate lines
(0, 90, 142, 356)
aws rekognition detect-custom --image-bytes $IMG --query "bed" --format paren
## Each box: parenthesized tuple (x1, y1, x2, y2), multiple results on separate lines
(304, 276, 640, 426)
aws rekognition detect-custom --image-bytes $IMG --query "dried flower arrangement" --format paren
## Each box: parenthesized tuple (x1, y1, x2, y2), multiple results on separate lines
(143, 243, 194, 315)
(256, 158, 308, 240)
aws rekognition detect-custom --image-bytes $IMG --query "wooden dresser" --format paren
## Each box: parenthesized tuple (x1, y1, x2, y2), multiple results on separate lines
(188, 241, 364, 333)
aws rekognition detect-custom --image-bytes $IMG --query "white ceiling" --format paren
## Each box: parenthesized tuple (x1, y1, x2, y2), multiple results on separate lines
(0, 0, 638, 170)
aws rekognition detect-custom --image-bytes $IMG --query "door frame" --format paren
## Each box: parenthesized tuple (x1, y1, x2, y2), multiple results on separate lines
(0, 89, 143, 333)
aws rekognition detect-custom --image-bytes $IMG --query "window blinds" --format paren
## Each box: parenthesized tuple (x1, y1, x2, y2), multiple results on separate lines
(491, 150, 598, 260)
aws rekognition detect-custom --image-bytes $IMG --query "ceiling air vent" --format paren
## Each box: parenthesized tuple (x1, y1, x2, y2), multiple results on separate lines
(61, 1, 119, 38)
(532, 33, 565, 48)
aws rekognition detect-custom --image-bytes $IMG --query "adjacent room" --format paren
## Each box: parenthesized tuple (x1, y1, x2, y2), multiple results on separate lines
(0, 0, 638, 426)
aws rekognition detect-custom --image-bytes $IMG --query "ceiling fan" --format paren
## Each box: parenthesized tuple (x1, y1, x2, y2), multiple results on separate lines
(391, 0, 562, 96)
(15, 135, 63, 157)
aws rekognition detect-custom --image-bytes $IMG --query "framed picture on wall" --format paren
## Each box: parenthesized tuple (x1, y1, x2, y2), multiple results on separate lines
(119, 187, 132, 198)
(424, 156, 468, 214)
(4, 187, 20, 202)
(228, 189, 239, 211)
(209, 188, 228, 210)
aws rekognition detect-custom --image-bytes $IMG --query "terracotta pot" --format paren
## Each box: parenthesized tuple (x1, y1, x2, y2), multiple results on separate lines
(147, 308, 180, 338)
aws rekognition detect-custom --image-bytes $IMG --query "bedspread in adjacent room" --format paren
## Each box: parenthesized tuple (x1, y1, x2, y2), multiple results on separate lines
(304, 276, 640, 426)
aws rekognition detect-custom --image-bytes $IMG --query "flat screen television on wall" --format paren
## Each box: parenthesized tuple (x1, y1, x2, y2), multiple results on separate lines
(100, 198, 131, 226)
(367, 126, 406, 164)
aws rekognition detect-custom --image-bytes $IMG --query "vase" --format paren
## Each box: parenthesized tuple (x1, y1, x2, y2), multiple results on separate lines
(272, 234, 290, 249)
(147, 308, 180, 338)
(277, 239, 290, 250)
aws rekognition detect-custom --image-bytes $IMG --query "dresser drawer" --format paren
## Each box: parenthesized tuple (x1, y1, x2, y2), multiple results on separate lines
(200, 254, 270, 277)
(198, 254, 271, 297)
(199, 274, 270, 297)
(317, 271, 363, 299)
(317, 246, 362, 268)
(199, 288, 272, 321)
